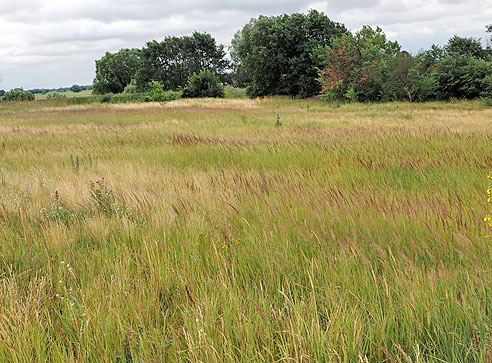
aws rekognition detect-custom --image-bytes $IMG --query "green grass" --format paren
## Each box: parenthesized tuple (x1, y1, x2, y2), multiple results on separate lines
(0, 98, 491, 362)
(34, 89, 93, 100)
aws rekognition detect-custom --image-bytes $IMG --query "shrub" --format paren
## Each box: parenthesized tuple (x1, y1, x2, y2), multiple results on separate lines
(99, 93, 113, 103)
(123, 79, 138, 94)
(145, 80, 166, 102)
(482, 98, 492, 107)
(47, 93, 67, 100)
(182, 69, 224, 98)
(145, 81, 182, 102)
(2, 88, 35, 102)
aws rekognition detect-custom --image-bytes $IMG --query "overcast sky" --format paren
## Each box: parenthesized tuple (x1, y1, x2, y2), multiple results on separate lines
(0, 0, 491, 90)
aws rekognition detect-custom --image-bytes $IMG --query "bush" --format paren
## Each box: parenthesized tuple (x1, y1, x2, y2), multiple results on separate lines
(145, 81, 182, 102)
(123, 79, 138, 94)
(182, 69, 224, 98)
(47, 93, 67, 100)
(99, 93, 113, 103)
(145, 80, 165, 102)
(482, 98, 492, 107)
(71, 84, 82, 93)
(2, 88, 35, 102)
(434, 55, 492, 99)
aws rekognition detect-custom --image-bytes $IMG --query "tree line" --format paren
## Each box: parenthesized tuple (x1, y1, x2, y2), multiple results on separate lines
(94, 10, 491, 102)
(3, 10, 491, 102)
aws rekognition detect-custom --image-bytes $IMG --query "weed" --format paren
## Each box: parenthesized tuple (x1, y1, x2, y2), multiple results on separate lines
(69, 154, 80, 173)
(275, 114, 282, 127)
(89, 178, 146, 226)
(40, 191, 81, 225)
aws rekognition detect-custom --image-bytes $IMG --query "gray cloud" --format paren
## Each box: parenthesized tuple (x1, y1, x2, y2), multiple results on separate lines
(0, 0, 491, 90)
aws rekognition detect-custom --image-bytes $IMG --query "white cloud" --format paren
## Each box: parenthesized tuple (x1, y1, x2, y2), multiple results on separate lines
(0, 0, 491, 90)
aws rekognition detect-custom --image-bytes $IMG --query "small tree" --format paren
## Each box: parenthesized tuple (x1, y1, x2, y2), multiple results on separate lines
(145, 80, 166, 102)
(71, 84, 82, 93)
(182, 69, 224, 98)
(0, 90, 4, 97)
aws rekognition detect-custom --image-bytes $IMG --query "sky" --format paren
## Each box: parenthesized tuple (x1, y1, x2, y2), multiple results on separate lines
(0, 0, 491, 90)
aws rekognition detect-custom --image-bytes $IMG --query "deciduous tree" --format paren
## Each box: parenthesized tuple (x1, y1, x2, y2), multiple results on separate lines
(93, 48, 141, 94)
(136, 32, 229, 92)
(231, 10, 347, 98)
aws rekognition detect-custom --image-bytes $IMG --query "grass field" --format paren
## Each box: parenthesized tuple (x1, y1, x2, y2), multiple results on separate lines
(34, 89, 93, 100)
(0, 98, 491, 362)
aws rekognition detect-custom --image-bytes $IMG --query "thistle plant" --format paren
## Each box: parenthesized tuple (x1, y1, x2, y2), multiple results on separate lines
(89, 178, 146, 226)
(89, 177, 116, 217)
(40, 191, 80, 225)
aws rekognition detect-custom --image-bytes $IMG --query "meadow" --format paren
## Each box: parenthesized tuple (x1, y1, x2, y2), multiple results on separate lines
(0, 97, 491, 362)
(34, 90, 93, 100)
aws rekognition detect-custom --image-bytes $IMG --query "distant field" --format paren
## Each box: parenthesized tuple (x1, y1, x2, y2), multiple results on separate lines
(34, 89, 93, 100)
(0, 98, 491, 361)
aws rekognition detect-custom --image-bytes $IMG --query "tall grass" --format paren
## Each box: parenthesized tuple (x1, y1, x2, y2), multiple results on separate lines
(0, 98, 491, 361)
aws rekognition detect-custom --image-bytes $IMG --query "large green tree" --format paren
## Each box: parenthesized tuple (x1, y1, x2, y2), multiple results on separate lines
(231, 10, 347, 98)
(136, 32, 229, 91)
(93, 48, 141, 94)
